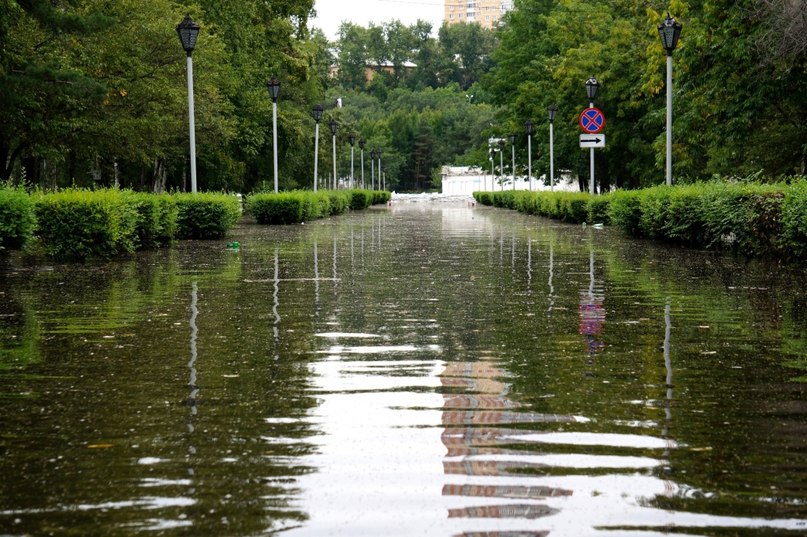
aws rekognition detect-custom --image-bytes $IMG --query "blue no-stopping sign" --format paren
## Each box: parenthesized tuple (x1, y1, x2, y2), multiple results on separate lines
(579, 107, 606, 134)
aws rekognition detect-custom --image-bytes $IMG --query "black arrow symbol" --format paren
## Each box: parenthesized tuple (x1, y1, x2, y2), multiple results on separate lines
(583, 137, 602, 143)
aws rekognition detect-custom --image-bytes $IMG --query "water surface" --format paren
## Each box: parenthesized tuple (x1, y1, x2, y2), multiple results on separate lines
(1, 200, 805, 536)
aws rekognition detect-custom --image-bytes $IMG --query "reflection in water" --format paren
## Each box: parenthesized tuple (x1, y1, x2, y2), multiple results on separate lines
(0, 202, 805, 536)
(188, 281, 199, 434)
(578, 239, 605, 362)
(273, 249, 280, 346)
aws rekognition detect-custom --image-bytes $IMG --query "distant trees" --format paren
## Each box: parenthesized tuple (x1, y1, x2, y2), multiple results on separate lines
(1, 0, 322, 192)
(3, 1, 802, 194)
(485, 0, 807, 188)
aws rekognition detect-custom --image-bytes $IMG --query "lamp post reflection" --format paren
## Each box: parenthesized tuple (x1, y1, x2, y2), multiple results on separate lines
(579, 236, 605, 372)
(663, 297, 673, 439)
(273, 249, 280, 349)
(187, 281, 199, 466)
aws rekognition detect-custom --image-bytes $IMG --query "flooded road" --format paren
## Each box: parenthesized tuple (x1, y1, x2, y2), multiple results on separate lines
(1, 200, 805, 536)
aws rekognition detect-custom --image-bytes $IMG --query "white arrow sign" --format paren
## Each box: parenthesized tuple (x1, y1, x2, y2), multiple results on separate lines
(580, 134, 605, 148)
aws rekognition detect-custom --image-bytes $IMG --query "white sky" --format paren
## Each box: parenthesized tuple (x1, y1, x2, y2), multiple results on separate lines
(311, 0, 445, 40)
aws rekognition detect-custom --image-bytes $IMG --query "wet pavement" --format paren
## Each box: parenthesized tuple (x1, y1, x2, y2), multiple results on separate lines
(1, 199, 805, 536)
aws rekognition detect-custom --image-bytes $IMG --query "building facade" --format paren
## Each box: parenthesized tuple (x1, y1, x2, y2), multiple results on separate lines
(443, 0, 513, 29)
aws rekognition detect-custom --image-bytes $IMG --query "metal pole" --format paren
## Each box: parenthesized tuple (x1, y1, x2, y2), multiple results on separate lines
(186, 55, 197, 193)
(360, 149, 365, 189)
(272, 100, 278, 193)
(332, 134, 337, 190)
(350, 146, 354, 189)
(499, 149, 504, 192)
(527, 135, 532, 191)
(378, 155, 383, 191)
(549, 122, 555, 192)
(511, 143, 516, 190)
(313, 123, 319, 192)
(371, 156, 375, 190)
(666, 54, 673, 186)
(589, 100, 595, 195)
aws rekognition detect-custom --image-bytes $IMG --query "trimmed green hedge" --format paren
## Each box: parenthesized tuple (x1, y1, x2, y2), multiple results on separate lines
(247, 189, 389, 225)
(125, 192, 178, 248)
(0, 186, 36, 252)
(474, 179, 807, 260)
(174, 192, 241, 240)
(34, 189, 139, 259)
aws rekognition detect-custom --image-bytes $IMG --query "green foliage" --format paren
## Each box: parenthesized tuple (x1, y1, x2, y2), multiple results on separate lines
(781, 181, 807, 259)
(247, 189, 381, 225)
(174, 193, 241, 240)
(0, 186, 36, 251)
(33, 189, 139, 259)
(371, 191, 391, 205)
(349, 190, 372, 210)
(124, 192, 177, 249)
(248, 192, 306, 224)
(607, 180, 807, 259)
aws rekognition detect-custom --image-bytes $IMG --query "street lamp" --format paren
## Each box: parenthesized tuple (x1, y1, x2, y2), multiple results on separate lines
(659, 13, 682, 186)
(267, 76, 280, 193)
(359, 139, 366, 188)
(312, 104, 323, 192)
(177, 15, 200, 193)
(548, 104, 557, 191)
(376, 149, 383, 191)
(489, 148, 495, 191)
(329, 120, 339, 189)
(585, 76, 599, 105)
(370, 149, 376, 190)
(509, 134, 516, 190)
(585, 77, 599, 195)
(348, 134, 356, 189)
(498, 139, 505, 191)
(525, 120, 533, 191)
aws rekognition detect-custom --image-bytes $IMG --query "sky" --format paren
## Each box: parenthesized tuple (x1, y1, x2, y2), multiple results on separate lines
(311, 0, 445, 40)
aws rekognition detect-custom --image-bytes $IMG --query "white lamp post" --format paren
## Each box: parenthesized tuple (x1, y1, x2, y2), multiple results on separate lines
(659, 13, 682, 186)
(312, 105, 323, 192)
(176, 15, 200, 193)
(267, 76, 280, 193)
(329, 120, 339, 190)
(359, 139, 366, 188)
(348, 134, 356, 189)
(525, 120, 533, 191)
(509, 134, 516, 190)
(548, 104, 557, 191)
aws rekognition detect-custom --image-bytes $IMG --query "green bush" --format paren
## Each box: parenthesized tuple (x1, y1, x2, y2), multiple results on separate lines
(248, 192, 305, 224)
(0, 186, 35, 251)
(587, 195, 611, 225)
(350, 190, 371, 210)
(328, 191, 351, 215)
(781, 181, 807, 259)
(174, 192, 240, 239)
(371, 191, 391, 205)
(608, 190, 644, 237)
(125, 192, 177, 248)
(248, 189, 380, 225)
(34, 189, 139, 259)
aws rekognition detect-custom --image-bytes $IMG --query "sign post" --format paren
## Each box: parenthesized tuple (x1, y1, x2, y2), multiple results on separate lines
(579, 107, 605, 195)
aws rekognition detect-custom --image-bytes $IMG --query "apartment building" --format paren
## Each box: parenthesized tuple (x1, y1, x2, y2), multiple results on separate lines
(443, 0, 514, 29)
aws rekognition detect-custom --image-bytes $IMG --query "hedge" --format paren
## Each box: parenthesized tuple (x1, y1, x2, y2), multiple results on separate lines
(247, 189, 389, 225)
(34, 189, 139, 259)
(0, 185, 36, 252)
(474, 179, 807, 260)
(174, 192, 241, 240)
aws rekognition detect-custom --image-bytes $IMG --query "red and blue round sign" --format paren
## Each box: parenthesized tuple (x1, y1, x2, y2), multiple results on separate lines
(579, 107, 605, 134)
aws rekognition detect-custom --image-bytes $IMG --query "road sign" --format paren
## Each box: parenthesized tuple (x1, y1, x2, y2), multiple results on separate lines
(579, 134, 605, 148)
(579, 107, 605, 134)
